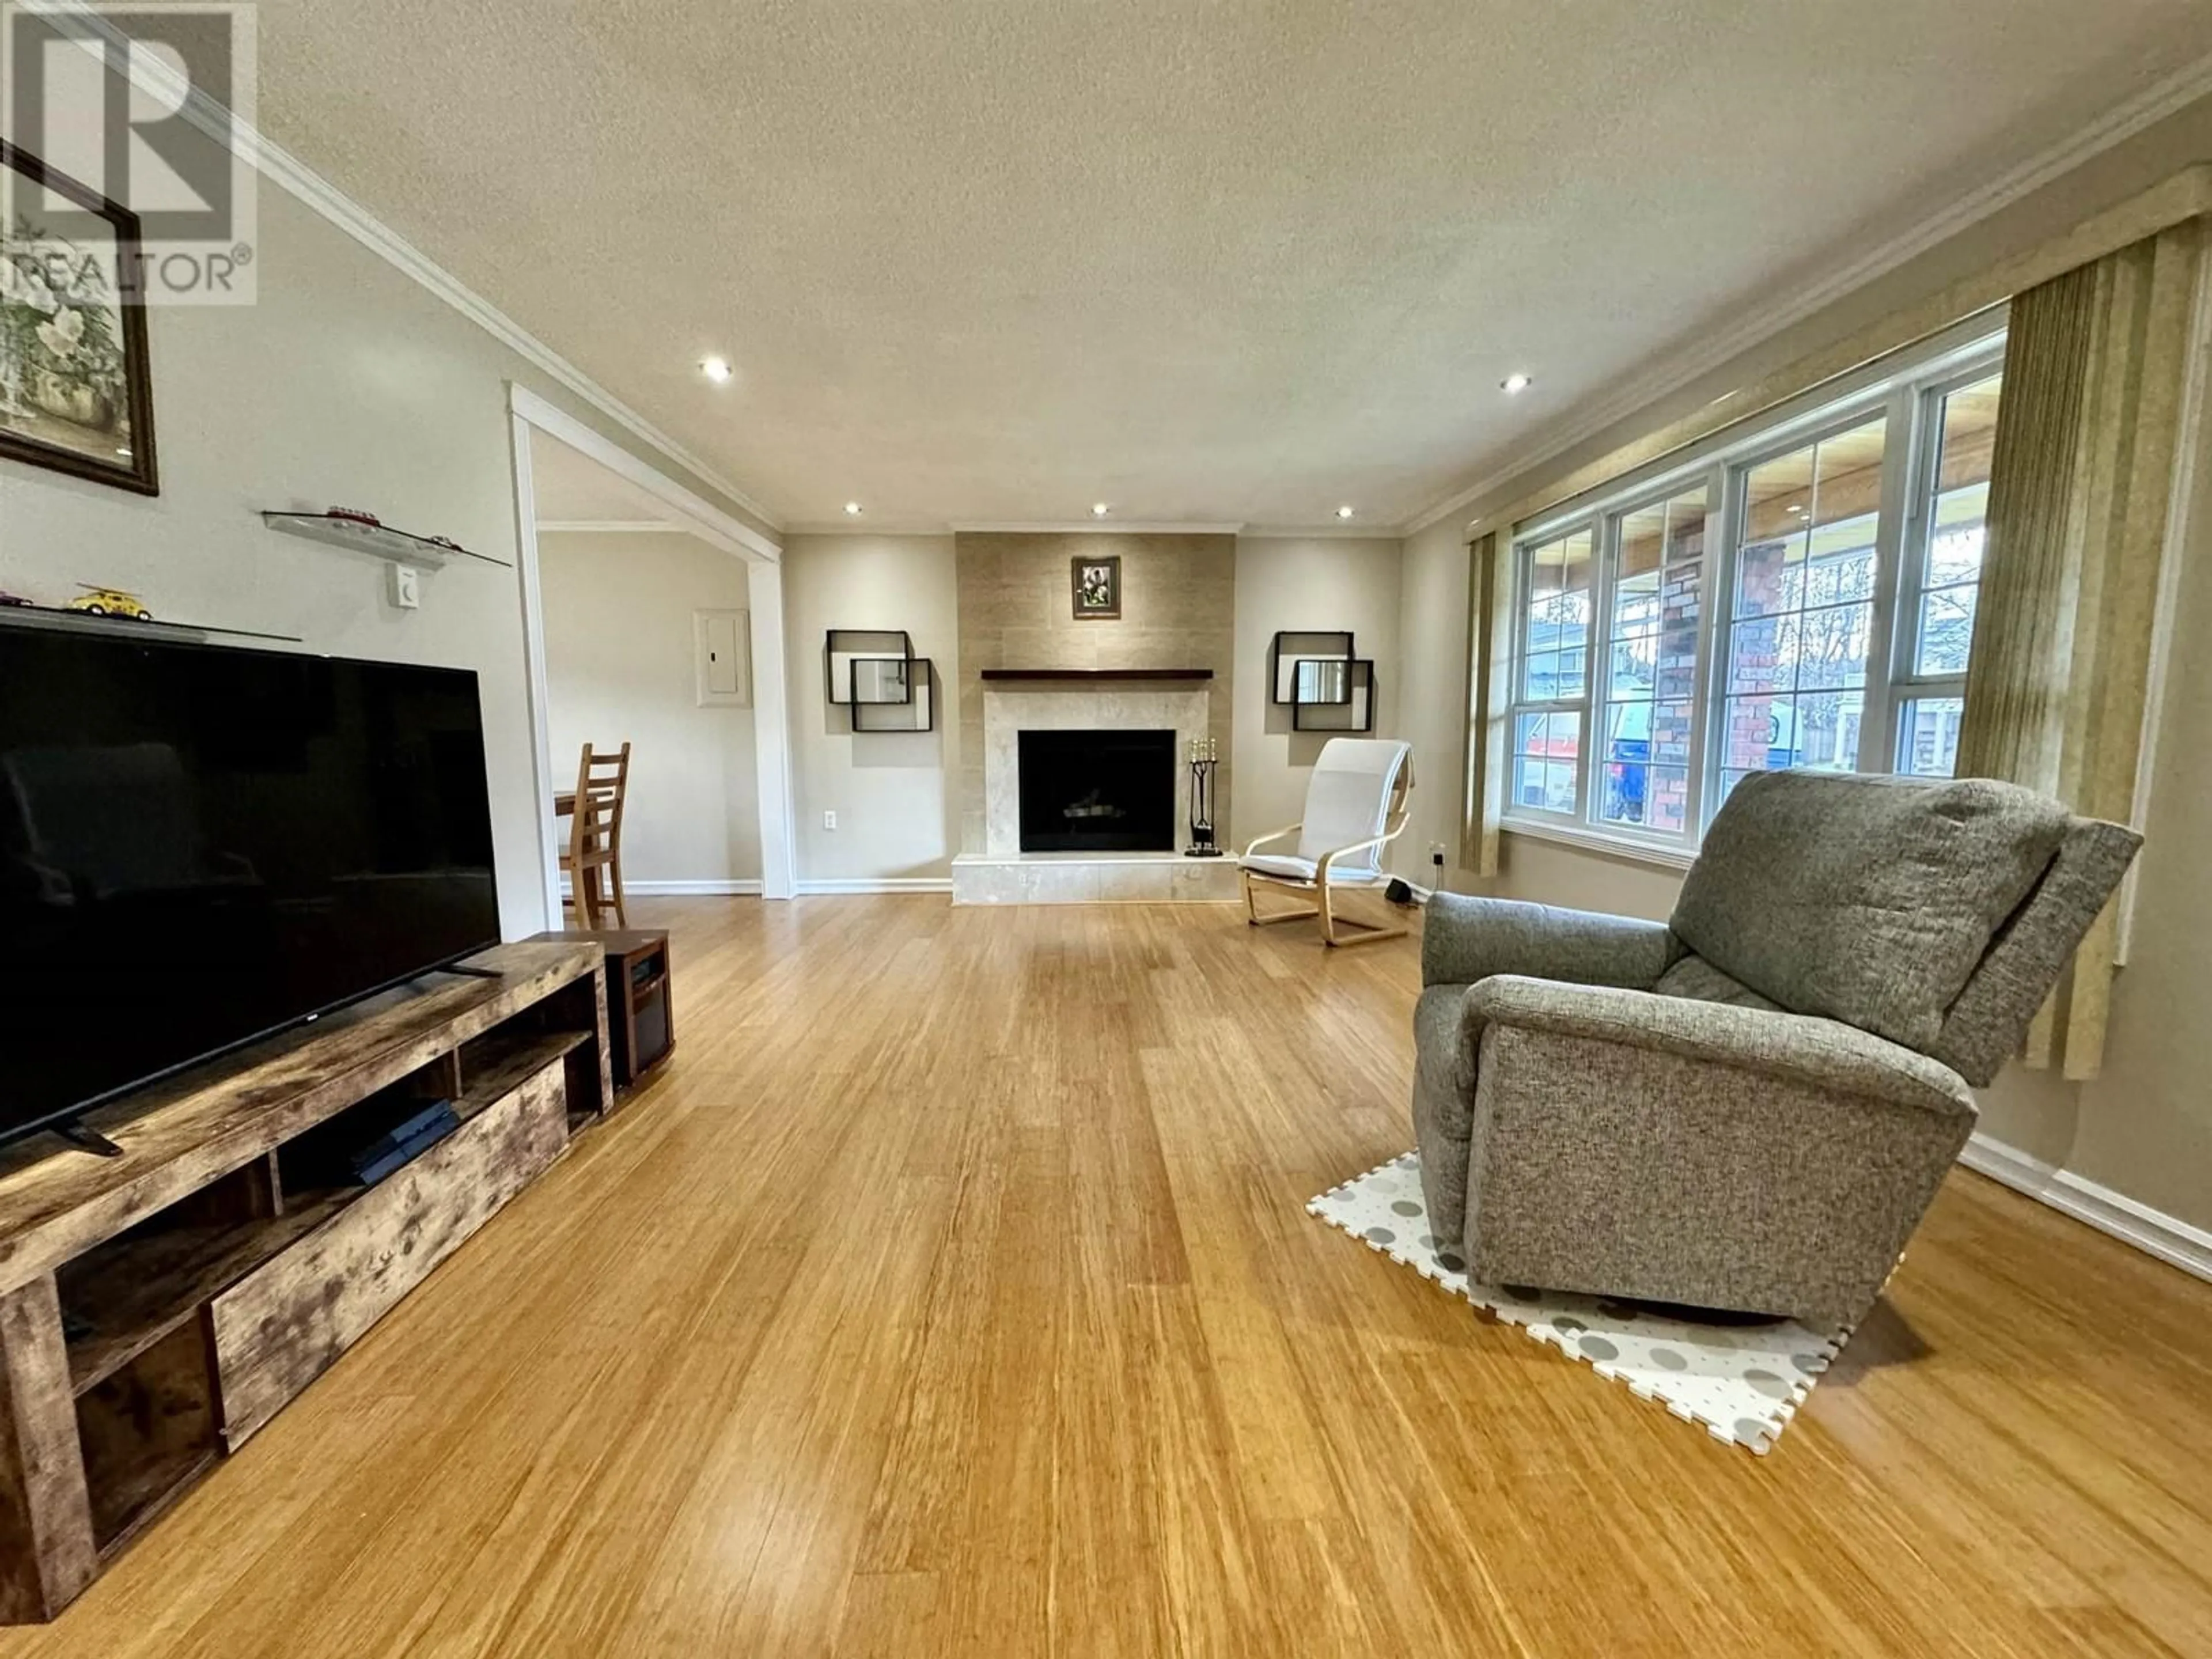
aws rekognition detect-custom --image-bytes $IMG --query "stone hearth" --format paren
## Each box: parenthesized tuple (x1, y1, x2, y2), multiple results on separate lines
(950, 684, 1240, 904)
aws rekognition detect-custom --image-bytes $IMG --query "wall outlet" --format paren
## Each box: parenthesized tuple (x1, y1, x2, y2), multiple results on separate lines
(1429, 841, 1446, 869)
(387, 563, 421, 609)
(823, 809, 838, 831)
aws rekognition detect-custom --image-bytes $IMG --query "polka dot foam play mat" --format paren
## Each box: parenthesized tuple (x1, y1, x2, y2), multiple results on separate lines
(1308, 1152, 1850, 1455)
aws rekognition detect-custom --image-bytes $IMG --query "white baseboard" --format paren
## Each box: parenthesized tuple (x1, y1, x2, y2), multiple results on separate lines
(620, 879, 764, 896)
(1959, 1132, 2212, 1285)
(557, 878, 762, 897)
(793, 878, 955, 895)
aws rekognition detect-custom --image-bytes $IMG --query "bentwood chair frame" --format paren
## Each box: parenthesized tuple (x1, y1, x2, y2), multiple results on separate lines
(1240, 738, 1415, 948)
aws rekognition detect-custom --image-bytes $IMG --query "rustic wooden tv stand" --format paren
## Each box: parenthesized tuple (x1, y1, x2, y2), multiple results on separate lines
(0, 939, 611, 1622)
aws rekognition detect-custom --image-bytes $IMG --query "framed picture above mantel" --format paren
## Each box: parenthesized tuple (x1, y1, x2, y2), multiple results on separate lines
(1070, 554, 1121, 620)
(0, 141, 159, 495)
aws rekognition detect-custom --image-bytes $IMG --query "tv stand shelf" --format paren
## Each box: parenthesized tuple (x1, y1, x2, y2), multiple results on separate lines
(0, 940, 613, 1622)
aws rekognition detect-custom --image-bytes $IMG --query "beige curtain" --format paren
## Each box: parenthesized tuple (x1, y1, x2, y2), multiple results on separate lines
(1463, 532, 1506, 877)
(1956, 217, 2207, 1079)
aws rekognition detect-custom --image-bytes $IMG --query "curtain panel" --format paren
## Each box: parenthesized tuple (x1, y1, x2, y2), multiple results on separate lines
(1958, 217, 2208, 1079)
(1463, 532, 1506, 877)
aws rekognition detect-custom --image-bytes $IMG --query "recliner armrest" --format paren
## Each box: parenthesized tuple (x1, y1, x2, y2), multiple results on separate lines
(1422, 893, 1678, 990)
(1463, 975, 1976, 1120)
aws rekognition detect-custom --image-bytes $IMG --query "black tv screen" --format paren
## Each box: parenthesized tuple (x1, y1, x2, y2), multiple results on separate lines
(0, 629, 500, 1147)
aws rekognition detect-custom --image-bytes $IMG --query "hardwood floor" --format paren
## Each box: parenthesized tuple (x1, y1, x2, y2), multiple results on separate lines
(9, 895, 2212, 1656)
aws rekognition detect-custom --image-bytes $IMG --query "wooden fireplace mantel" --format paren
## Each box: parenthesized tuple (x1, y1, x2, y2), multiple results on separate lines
(978, 668, 1214, 681)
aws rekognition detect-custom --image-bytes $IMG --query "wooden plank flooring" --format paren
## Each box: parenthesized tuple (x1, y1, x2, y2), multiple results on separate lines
(9, 895, 2212, 1656)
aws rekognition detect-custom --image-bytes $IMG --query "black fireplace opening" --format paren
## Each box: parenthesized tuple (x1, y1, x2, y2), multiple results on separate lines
(1018, 729, 1176, 853)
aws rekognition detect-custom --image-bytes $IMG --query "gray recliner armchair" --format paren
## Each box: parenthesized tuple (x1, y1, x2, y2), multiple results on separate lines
(1412, 771, 2141, 1327)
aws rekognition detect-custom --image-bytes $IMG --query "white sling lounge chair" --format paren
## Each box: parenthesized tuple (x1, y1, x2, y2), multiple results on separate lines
(1240, 737, 1415, 947)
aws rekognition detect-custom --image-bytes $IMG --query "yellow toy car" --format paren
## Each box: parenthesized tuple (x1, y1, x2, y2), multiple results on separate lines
(66, 585, 154, 621)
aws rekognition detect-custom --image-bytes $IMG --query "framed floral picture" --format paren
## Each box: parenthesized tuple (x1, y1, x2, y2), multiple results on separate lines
(0, 141, 158, 495)
(1071, 554, 1121, 620)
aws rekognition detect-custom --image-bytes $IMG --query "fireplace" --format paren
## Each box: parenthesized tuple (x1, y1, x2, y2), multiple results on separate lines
(1018, 729, 1176, 852)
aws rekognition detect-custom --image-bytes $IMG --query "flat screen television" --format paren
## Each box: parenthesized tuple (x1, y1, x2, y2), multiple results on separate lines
(0, 628, 500, 1150)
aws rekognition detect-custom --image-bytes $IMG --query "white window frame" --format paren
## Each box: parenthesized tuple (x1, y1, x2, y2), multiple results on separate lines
(1505, 524, 1597, 824)
(1885, 358, 2005, 770)
(1501, 317, 2008, 865)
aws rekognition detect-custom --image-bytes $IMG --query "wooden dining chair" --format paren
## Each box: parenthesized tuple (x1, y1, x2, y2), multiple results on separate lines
(559, 741, 632, 929)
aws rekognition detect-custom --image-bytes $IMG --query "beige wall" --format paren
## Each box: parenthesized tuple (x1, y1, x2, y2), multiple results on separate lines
(782, 531, 1414, 878)
(781, 533, 959, 883)
(1233, 537, 1402, 844)
(1392, 518, 1474, 884)
(955, 532, 1236, 849)
(1394, 92, 2212, 1233)
(0, 173, 766, 941)
(540, 532, 760, 886)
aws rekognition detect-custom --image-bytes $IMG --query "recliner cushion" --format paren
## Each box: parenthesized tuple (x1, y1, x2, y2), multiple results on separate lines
(1670, 771, 2070, 1051)
(1653, 954, 1781, 1012)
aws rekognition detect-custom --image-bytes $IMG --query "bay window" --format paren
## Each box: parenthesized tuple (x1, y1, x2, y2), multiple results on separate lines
(1503, 324, 2005, 855)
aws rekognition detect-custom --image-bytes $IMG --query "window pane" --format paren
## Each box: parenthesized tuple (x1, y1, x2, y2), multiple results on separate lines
(1542, 711, 1581, 759)
(1561, 533, 1593, 594)
(1543, 762, 1579, 812)
(1528, 543, 1564, 601)
(1721, 693, 1791, 774)
(1728, 613, 1798, 695)
(1733, 536, 1807, 619)
(1794, 603, 1872, 691)
(1521, 649, 1559, 702)
(1596, 485, 1707, 835)
(1602, 700, 1649, 755)
(1650, 700, 1694, 764)
(1899, 696, 1965, 778)
(1721, 416, 1884, 821)
(1601, 761, 1648, 825)
(1514, 711, 1550, 757)
(1608, 635, 1656, 698)
(1793, 688, 1865, 771)
(1597, 701, 1647, 826)
(1656, 609, 1699, 699)
(1916, 585, 1978, 676)
(1912, 373, 2001, 680)
(1613, 581, 1660, 634)
(1554, 647, 1587, 701)
(1512, 756, 1550, 808)
(1929, 503, 1987, 586)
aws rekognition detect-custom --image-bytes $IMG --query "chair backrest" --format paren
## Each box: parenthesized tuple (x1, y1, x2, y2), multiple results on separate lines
(1926, 816, 2142, 1085)
(1295, 739, 1413, 873)
(1671, 770, 2139, 1076)
(570, 742, 631, 864)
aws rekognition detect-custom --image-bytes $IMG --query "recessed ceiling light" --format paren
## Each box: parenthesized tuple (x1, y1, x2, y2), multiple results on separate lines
(1787, 504, 1806, 516)
(700, 356, 734, 383)
(1501, 372, 1533, 395)
(1335, 505, 1355, 520)
(1092, 502, 1110, 517)
(844, 501, 863, 516)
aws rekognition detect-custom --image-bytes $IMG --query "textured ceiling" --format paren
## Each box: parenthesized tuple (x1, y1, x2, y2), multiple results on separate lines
(253, 2, 2211, 531)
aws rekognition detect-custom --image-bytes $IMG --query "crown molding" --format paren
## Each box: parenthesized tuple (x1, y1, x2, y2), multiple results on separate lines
(509, 385, 778, 561)
(535, 519, 690, 534)
(36, 3, 783, 533)
(784, 520, 957, 537)
(1241, 524, 1408, 541)
(948, 521, 1246, 536)
(1404, 46, 2212, 536)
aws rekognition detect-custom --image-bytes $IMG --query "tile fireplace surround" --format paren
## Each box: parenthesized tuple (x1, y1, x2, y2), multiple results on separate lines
(950, 685, 1241, 904)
